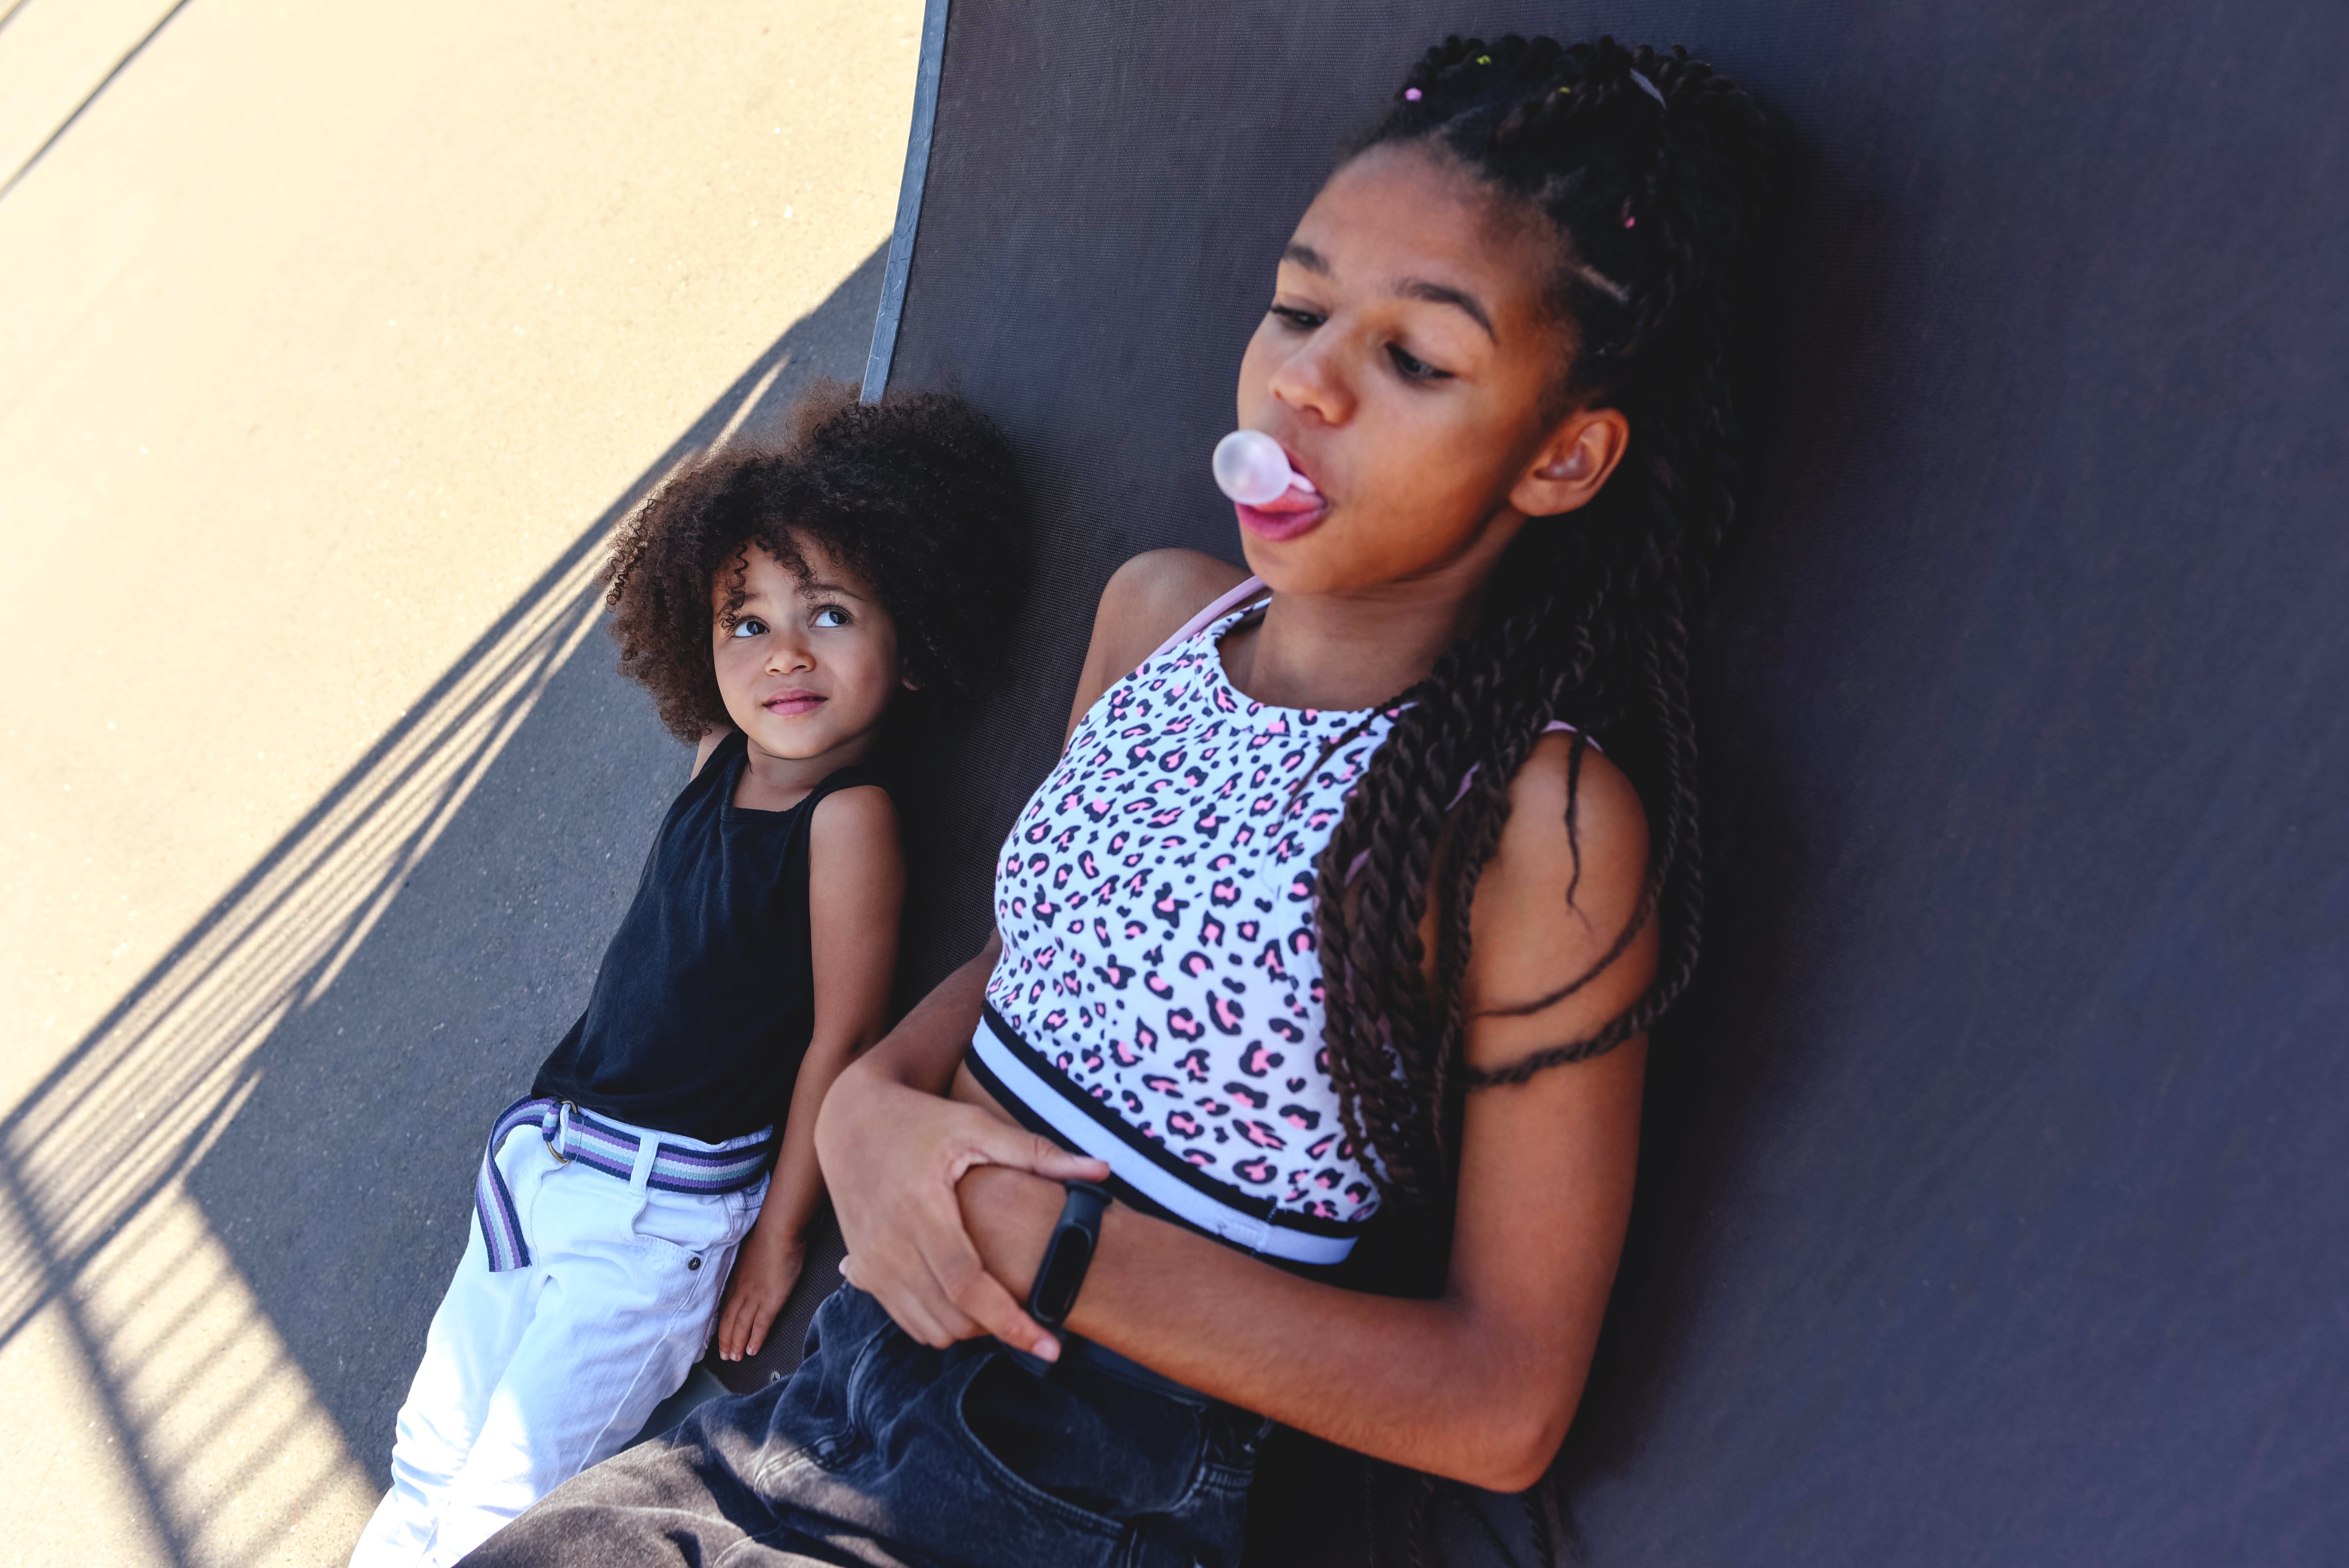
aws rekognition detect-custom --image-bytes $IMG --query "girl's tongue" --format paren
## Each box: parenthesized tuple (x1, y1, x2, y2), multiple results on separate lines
(1250, 483, 1321, 512)
(1236, 482, 1329, 542)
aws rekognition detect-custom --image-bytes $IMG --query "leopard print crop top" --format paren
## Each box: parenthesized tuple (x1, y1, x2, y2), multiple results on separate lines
(972, 600, 1395, 1261)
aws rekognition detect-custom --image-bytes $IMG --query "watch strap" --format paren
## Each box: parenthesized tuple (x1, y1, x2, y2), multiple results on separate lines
(1025, 1179, 1112, 1332)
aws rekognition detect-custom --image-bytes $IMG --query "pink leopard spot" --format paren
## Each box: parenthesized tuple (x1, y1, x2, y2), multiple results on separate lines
(1239, 1043, 1283, 1076)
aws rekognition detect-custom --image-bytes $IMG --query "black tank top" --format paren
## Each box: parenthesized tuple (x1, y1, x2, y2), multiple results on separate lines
(532, 731, 886, 1142)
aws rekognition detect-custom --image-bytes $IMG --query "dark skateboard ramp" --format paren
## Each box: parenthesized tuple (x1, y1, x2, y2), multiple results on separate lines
(845, 1, 2349, 1562)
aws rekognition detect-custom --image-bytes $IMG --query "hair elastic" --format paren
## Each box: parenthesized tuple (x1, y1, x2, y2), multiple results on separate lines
(1404, 87, 1422, 101)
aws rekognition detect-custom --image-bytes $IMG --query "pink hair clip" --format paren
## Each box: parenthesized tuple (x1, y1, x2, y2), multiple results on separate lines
(1404, 87, 1423, 101)
(1625, 215, 1637, 228)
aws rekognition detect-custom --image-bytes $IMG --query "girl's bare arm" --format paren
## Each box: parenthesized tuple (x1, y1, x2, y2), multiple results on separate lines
(717, 784, 903, 1360)
(956, 729, 1656, 1493)
(811, 549, 1247, 1353)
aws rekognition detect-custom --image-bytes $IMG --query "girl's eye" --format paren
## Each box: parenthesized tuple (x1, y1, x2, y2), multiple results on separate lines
(729, 617, 767, 638)
(1268, 304, 1324, 332)
(811, 605, 849, 629)
(1386, 343, 1451, 383)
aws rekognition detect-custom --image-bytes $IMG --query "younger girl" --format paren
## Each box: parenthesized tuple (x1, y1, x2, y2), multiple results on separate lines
(350, 384, 1026, 1568)
(471, 33, 1775, 1568)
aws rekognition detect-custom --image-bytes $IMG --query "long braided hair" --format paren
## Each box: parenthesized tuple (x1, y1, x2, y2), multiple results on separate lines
(1296, 34, 1775, 1568)
(1315, 35, 1775, 1238)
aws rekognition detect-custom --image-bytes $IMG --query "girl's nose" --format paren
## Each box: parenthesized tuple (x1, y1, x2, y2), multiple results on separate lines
(1267, 333, 1355, 427)
(766, 632, 815, 673)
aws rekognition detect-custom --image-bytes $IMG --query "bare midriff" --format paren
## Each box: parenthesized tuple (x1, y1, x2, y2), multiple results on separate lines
(949, 1059, 1019, 1123)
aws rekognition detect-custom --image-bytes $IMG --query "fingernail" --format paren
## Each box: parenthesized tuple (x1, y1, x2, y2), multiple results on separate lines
(1033, 1337, 1059, 1362)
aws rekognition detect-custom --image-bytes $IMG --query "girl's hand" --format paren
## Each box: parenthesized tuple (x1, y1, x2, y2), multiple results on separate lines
(819, 1064, 1107, 1358)
(714, 1213, 807, 1362)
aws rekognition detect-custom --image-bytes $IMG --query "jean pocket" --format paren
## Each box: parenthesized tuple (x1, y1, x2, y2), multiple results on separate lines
(629, 1188, 742, 1258)
(728, 1175, 770, 1231)
(953, 1351, 1208, 1535)
(744, 1289, 888, 1486)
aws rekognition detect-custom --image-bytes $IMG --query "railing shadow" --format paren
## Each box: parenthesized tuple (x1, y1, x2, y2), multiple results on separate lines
(0, 241, 885, 1566)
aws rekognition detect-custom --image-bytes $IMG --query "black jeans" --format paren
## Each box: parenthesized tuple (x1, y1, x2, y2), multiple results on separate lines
(460, 1286, 1268, 1568)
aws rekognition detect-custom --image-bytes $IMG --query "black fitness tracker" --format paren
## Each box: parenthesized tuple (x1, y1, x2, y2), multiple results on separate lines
(1026, 1180, 1112, 1333)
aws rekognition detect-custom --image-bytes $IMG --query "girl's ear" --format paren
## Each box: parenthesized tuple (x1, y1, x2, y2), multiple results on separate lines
(1510, 407, 1631, 519)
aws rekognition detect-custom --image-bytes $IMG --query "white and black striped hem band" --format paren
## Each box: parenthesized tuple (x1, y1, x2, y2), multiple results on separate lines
(968, 1012, 1361, 1267)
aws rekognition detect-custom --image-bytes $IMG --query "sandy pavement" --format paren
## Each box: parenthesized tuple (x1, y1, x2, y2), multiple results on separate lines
(0, 2, 919, 1560)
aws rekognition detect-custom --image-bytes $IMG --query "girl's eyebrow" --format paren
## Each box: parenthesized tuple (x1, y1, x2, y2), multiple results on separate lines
(1281, 242, 1332, 274)
(1396, 278, 1495, 341)
(1281, 241, 1494, 342)
(795, 578, 867, 601)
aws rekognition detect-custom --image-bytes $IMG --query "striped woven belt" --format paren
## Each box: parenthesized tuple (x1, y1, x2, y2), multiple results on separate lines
(473, 1094, 773, 1272)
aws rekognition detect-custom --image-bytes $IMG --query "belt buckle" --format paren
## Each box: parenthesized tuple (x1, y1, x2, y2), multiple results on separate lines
(546, 1100, 576, 1164)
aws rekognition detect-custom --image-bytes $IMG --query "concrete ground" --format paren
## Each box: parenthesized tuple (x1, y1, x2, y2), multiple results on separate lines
(0, 2, 919, 1561)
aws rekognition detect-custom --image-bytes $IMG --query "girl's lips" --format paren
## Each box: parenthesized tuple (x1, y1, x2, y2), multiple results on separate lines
(1235, 483, 1328, 543)
(763, 692, 826, 717)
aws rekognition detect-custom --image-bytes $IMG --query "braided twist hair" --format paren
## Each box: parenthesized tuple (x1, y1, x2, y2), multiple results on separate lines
(1313, 36, 1776, 1206)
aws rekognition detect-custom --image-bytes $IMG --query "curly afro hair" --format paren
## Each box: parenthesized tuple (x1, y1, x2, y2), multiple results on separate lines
(602, 379, 1026, 743)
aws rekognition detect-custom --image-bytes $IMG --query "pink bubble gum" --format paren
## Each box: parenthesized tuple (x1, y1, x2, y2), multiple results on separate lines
(1212, 429, 1315, 504)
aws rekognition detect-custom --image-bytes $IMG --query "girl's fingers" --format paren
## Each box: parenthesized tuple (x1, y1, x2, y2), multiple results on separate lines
(873, 1277, 962, 1348)
(730, 1298, 755, 1359)
(896, 1260, 981, 1346)
(716, 1294, 743, 1360)
(969, 1124, 1110, 1183)
(743, 1298, 780, 1359)
(1035, 1149, 1113, 1182)
(924, 1229, 1056, 1358)
(840, 1234, 954, 1344)
(830, 1091, 1095, 1357)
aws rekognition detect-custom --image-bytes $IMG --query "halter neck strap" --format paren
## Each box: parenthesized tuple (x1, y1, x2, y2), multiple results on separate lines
(1148, 574, 1268, 662)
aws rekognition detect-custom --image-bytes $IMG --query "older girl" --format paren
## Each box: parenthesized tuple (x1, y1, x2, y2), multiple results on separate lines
(470, 34, 1775, 1568)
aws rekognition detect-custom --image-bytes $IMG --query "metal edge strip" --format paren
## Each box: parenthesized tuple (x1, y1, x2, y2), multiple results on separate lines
(860, 0, 952, 403)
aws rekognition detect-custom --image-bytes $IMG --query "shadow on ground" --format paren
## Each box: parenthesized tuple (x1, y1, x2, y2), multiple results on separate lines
(0, 242, 886, 1560)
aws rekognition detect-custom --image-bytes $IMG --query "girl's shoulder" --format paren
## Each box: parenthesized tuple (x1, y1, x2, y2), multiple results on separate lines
(1064, 550, 1256, 738)
(1459, 730, 1656, 1067)
(1099, 549, 1255, 668)
(690, 726, 745, 781)
(1503, 729, 1647, 857)
(807, 776, 901, 862)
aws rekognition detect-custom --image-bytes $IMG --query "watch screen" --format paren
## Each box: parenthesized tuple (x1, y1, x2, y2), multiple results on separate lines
(1035, 1228, 1095, 1320)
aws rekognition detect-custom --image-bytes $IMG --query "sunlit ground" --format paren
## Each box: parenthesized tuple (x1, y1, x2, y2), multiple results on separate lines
(0, 2, 918, 1561)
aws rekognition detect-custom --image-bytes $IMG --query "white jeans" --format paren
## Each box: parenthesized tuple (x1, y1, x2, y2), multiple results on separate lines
(350, 1113, 766, 1568)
